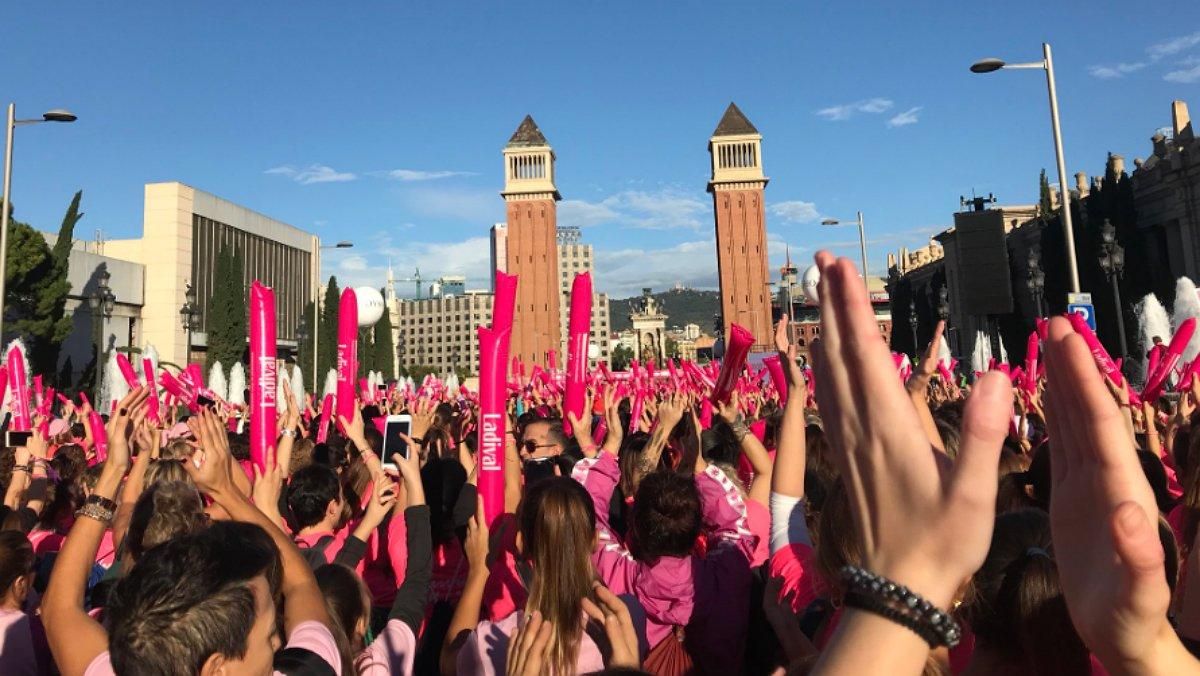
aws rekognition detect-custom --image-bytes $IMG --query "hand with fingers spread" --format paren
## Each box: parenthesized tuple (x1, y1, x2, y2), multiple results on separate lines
(506, 611, 553, 676)
(1042, 317, 1199, 674)
(566, 392, 595, 456)
(808, 254, 1012, 675)
(251, 462, 286, 527)
(411, 396, 435, 440)
(184, 408, 238, 498)
(601, 387, 624, 455)
(582, 583, 640, 670)
(105, 387, 152, 473)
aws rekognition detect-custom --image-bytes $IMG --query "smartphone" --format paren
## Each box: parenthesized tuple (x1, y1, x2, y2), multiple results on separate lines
(5, 430, 33, 447)
(382, 415, 412, 471)
(523, 456, 556, 485)
(197, 393, 216, 409)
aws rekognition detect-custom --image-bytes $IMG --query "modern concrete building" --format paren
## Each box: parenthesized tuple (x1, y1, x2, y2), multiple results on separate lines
(708, 103, 771, 352)
(102, 182, 316, 366)
(557, 226, 612, 366)
(502, 116, 561, 366)
(394, 291, 493, 375)
(55, 182, 317, 382)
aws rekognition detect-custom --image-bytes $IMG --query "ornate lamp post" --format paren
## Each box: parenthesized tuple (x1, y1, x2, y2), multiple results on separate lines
(909, 298, 919, 356)
(295, 315, 309, 363)
(179, 282, 201, 366)
(90, 270, 115, 392)
(1097, 220, 1128, 358)
(1027, 246, 1046, 318)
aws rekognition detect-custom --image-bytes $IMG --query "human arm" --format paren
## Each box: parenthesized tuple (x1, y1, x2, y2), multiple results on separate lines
(112, 417, 157, 554)
(600, 387, 624, 456)
(387, 438, 431, 632)
(637, 392, 685, 488)
(3, 444, 31, 510)
(275, 379, 300, 475)
(717, 390, 772, 507)
(504, 421, 522, 514)
(440, 498, 490, 676)
(904, 320, 946, 454)
(43, 388, 149, 676)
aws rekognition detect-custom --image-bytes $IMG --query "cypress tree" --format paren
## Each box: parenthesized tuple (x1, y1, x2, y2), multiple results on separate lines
(373, 295, 395, 380)
(317, 277, 340, 380)
(298, 300, 316, 386)
(1038, 169, 1054, 218)
(206, 244, 247, 370)
(41, 191, 83, 383)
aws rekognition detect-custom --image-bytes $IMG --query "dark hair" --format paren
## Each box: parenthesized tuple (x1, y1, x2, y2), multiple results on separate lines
(1137, 449, 1176, 514)
(804, 424, 837, 515)
(39, 446, 88, 531)
(0, 530, 33, 593)
(814, 480, 862, 600)
(314, 563, 369, 675)
(422, 457, 468, 544)
(962, 509, 1088, 675)
(287, 465, 342, 530)
(108, 521, 282, 675)
(1026, 442, 1052, 512)
(227, 435, 251, 462)
(629, 471, 701, 562)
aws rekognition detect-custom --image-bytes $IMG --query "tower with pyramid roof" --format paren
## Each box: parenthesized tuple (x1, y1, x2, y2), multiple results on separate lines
(708, 102, 771, 351)
(501, 115, 561, 366)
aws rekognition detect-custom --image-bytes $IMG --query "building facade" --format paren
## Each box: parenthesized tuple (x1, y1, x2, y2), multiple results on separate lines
(557, 226, 612, 366)
(1132, 100, 1199, 287)
(502, 116, 562, 366)
(708, 103, 772, 352)
(394, 291, 494, 376)
(628, 289, 668, 363)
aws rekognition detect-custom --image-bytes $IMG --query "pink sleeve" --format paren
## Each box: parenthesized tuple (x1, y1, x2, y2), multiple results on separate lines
(276, 621, 342, 675)
(571, 452, 619, 537)
(358, 619, 416, 675)
(697, 464, 757, 562)
(387, 510, 409, 588)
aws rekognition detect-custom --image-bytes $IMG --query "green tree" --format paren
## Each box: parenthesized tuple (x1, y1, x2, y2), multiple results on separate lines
(1038, 169, 1054, 218)
(4, 219, 73, 368)
(317, 277, 340, 381)
(612, 344, 633, 371)
(372, 294, 395, 380)
(205, 244, 247, 370)
(664, 336, 680, 359)
(297, 300, 316, 386)
(39, 191, 84, 383)
(358, 328, 375, 374)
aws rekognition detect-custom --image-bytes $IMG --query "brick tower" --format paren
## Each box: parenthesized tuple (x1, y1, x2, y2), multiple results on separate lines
(708, 103, 771, 351)
(502, 115, 562, 366)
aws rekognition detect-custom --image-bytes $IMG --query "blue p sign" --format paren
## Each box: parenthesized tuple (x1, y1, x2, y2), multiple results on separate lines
(1068, 303, 1097, 331)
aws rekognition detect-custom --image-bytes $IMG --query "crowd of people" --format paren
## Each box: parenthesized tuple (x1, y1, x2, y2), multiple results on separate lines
(1, 251, 1199, 674)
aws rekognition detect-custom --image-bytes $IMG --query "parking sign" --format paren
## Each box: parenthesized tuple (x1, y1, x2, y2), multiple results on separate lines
(1068, 303, 1097, 331)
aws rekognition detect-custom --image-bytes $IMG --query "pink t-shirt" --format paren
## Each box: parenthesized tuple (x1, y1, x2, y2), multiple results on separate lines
(83, 621, 342, 676)
(745, 499, 771, 568)
(0, 608, 51, 675)
(456, 611, 604, 676)
(357, 619, 416, 675)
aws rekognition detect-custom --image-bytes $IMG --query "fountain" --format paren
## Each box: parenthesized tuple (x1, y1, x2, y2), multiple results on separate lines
(228, 363, 247, 406)
(1173, 277, 1200, 364)
(105, 351, 127, 408)
(323, 368, 338, 399)
(1135, 294, 1172, 385)
(277, 367, 291, 410)
(970, 329, 991, 373)
(290, 365, 305, 408)
(208, 362, 228, 401)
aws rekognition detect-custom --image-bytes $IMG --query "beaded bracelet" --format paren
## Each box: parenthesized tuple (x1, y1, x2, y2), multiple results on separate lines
(840, 565, 962, 648)
(76, 502, 114, 524)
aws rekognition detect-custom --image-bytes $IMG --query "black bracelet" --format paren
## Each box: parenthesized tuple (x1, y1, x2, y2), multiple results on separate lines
(84, 493, 118, 513)
(840, 565, 961, 648)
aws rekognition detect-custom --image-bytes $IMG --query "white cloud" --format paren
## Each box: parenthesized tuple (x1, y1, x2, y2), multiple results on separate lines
(265, 164, 356, 185)
(594, 239, 719, 297)
(886, 106, 923, 128)
(1088, 62, 1147, 79)
(382, 169, 477, 182)
(1165, 62, 1200, 83)
(770, 201, 821, 223)
(1147, 30, 1200, 60)
(398, 186, 503, 223)
(324, 236, 494, 294)
(816, 98, 894, 121)
(559, 188, 709, 231)
(340, 255, 368, 271)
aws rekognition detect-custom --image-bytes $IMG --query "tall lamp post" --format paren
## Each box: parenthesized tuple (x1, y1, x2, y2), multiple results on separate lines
(971, 43, 1081, 294)
(89, 270, 115, 395)
(1027, 247, 1046, 318)
(310, 240, 354, 381)
(179, 282, 201, 366)
(0, 105, 77, 339)
(1097, 220, 1128, 358)
(295, 315, 309, 366)
(820, 211, 869, 278)
(909, 299, 919, 356)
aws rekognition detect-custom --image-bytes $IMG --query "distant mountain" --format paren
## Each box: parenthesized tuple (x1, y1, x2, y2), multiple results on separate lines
(609, 288, 720, 333)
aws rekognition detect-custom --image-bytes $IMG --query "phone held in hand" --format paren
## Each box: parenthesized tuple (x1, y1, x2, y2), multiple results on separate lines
(382, 414, 412, 471)
(523, 456, 556, 485)
(5, 430, 33, 447)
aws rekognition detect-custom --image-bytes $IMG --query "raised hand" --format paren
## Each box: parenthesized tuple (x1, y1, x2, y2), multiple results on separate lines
(184, 408, 238, 498)
(410, 396, 435, 440)
(1042, 317, 1196, 673)
(582, 583, 640, 670)
(601, 387, 624, 454)
(566, 392, 595, 456)
(506, 611, 552, 676)
(105, 387, 151, 472)
(809, 254, 1011, 611)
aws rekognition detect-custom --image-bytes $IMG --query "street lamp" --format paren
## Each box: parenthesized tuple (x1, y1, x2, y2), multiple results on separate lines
(310, 239, 355, 380)
(908, 298, 919, 356)
(971, 43, 1081, 295)
(90, 270, 115, 395)
(1026, 247, 1046, 318)
(0, 105, 78, 339)
(180, 282, 201, 366)
(936, 284, 950, 321)
(820, 211, 869, 278)
(1097, 220, 1128, 358)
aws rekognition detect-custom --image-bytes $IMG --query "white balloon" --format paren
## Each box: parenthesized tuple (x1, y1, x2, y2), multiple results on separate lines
(354, 287, 386, 327)
(801, 265, 821, 304)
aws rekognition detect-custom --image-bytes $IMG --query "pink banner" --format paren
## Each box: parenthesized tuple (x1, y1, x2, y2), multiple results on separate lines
(477, 325, 509, 527)
(711, 323, 754, 404)
(1144, 318, 1195, 401)
(249, 281, 278, 472)
(563, 273, 592, 435)
(764, 354, 788, 404)
(7, 348, 30, 431)
(335, 288, 359, 432)
(115, 353, 140, 390)
(142, 359, 161, 424)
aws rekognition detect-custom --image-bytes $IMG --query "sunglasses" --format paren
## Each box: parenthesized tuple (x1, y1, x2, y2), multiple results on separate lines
(522, 440, 557, 454)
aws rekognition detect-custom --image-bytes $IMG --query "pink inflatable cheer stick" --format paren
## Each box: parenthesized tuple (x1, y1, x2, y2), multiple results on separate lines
(1065, 312, 1141, 405)
(89, 409, 108, 464)
(628, 389, 646, 435)
(7, 347, 31, 431)
(186, 363, 205, 392)
(335, 288, 359, 433)
(316, 393, 334, 443)
(711, 323, 754, 404)
(0, 366, 7, 414)
(547, 349, 558, 372)
(249, 282, 279, 472)
(32, 375, 43, 408)
(699, 398, 714, 429)
(115, 353, 140, 390)
(492, 271, 517, 337)
(563, 273, 593, 436)
(477, 326, 509, 527)
(143, 359, 161, 424)
(1144, 318, 1195, 402)
(1024, 332, 1039, 396)
(159, 371, 198, 414)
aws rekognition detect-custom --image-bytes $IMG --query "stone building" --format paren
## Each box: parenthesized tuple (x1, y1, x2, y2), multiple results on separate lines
(628, 288, 667, 363)
(556, 226, 612, 367)
(1131, 100, 1199, 285)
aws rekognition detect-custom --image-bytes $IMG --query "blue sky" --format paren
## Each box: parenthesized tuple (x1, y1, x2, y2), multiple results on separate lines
(5, 3, 1199, 298)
